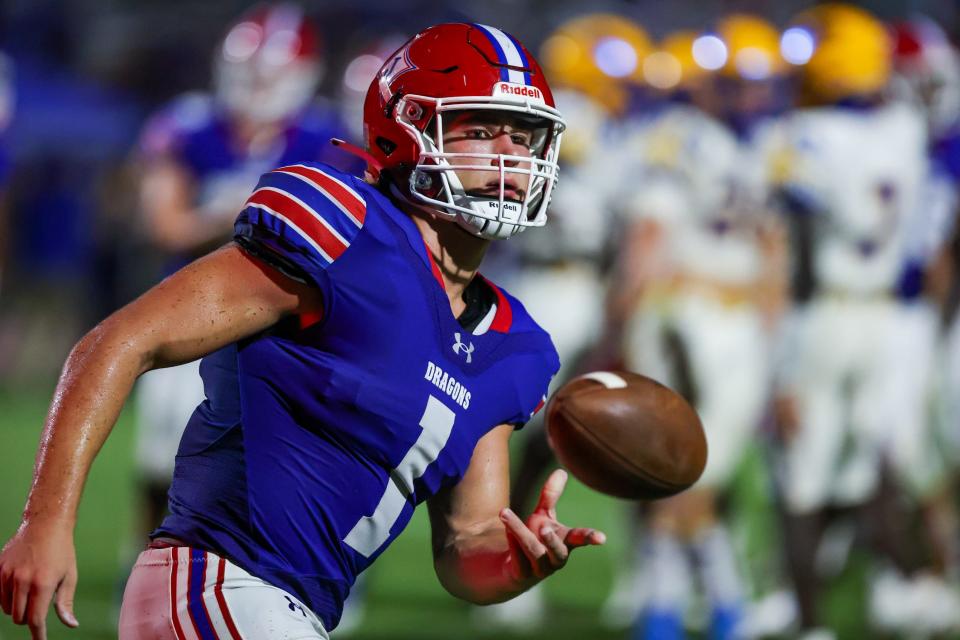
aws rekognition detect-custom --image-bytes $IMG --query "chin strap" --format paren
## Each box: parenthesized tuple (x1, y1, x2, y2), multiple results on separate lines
(329, 138, 383, 182)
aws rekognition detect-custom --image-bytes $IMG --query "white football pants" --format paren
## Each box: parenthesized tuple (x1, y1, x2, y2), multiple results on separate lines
(119, 547, 330, 640)
(135, 360, 206, 479)
(781, 296, 900, 513)
(625, 292, 770, 489)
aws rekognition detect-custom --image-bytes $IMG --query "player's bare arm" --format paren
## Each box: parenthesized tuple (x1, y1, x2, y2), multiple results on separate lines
(141, 156, 242, 254)
(0, 243, 320, 639)
(427, 424, 605, 605)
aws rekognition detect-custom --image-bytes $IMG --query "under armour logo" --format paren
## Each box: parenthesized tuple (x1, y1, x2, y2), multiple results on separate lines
(284, 595, 306, 617)
(453, 332, 475, 363)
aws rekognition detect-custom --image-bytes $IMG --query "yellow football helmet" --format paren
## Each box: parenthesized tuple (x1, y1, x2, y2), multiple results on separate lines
(540, 13, 654, 114)
(714, 14, 788, 81)
(789, 3, 891, 101)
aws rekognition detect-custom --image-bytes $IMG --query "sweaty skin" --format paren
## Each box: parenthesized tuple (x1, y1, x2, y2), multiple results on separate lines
(0, 112, 604, 640)
(0, 245, 314, 639)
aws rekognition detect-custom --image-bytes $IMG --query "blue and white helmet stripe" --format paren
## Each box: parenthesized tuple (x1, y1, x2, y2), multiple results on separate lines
(472, 23, 532, 85)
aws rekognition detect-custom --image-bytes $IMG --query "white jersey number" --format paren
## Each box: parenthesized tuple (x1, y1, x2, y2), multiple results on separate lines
(343, 395, 455, 557)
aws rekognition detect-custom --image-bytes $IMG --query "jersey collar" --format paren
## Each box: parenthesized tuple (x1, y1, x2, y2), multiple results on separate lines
(386, 194, 515, 334)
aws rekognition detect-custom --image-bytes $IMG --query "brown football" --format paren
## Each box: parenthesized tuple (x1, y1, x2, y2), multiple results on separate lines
(545, 371, 707, 500)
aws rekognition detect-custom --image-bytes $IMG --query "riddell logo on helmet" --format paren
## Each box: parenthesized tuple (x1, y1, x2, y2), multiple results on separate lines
(493, 82, 544, 103)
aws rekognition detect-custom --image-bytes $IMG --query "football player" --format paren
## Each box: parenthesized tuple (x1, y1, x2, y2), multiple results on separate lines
(612, 15, 790, 639)
(769, 5, 934, 637)
(874, 15, 960, 633)
(132, 1, 357, 564)
(0, 22, 607, 640)
(896, 19, 960, 504)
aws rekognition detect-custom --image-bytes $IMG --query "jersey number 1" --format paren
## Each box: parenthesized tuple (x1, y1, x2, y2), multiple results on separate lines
(343, 395, 455, 557)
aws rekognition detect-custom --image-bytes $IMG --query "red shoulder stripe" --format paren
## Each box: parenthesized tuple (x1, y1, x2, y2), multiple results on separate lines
(247, 187, 349, 263)
(274, 164, 367, 227)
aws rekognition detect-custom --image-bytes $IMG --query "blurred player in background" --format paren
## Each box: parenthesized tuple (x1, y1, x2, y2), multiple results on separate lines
(878, 14, 960, 632)
(769, 5, 937, 637)
(132, 0, 355, 560)
(609, 15, 790, 639)
(913, 16, 960, 593)
(0, 22, 608, 640)
(476, 13, 653, 630)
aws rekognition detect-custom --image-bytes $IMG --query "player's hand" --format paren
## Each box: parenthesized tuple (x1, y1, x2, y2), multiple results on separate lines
(499, 469, 606, 587)
(0, 520, 79, 639)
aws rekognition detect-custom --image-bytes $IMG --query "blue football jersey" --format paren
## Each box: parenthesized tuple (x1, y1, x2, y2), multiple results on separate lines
(154, 162, 559, 630)
(140, 93, 360, 183)
(139, 93, 362, 273)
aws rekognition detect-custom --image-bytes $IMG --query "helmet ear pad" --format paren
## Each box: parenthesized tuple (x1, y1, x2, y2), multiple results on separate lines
(411, 159, 445, 200)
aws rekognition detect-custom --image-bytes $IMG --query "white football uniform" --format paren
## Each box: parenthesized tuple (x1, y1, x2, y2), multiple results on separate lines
(773, 102, 929, 513)
(619, 104, 777, 489)
(136, 362, 206, 480)
(885, 166, 957, 496)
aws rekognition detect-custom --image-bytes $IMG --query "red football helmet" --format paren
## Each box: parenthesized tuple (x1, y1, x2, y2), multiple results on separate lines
(362, 23, 566, 240)
(891, 16, 960, 135)
(214, 3, 323, 124)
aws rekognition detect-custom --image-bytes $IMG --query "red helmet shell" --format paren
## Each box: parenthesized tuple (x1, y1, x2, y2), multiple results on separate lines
(890, 16, 953, 74)
(220, 4, 321, 66)
(214, 3, 324, 123)
(363, 23, 557, 174)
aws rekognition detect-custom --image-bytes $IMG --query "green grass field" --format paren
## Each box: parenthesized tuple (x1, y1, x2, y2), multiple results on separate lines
(0, 386, 897, 640)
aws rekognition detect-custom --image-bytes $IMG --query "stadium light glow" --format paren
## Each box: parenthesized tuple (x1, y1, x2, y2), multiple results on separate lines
(593, 37, 638, 78)
(223, 22, 262, 62)
(735, 47, 772, 80)
(781, 27, 815, 65)
(643, 51, 682, 89)
(344, 54, 385, 92)
(262, 30, 299, 66)
(692, 35, 727, 71)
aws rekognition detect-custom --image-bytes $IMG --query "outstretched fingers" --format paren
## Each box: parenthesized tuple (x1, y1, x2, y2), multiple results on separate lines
(501, 468, 607, 584)
(500, 508, 547, 558)
(538, 525, 569, 565)
(534, 469, 568, 519)
(564, 527, 607, 549)
(500, 508, 554, 578)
